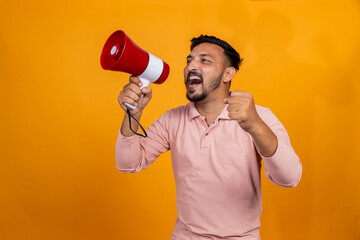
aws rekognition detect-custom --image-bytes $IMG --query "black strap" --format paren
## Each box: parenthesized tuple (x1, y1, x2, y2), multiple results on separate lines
(126, 108, 147, 138)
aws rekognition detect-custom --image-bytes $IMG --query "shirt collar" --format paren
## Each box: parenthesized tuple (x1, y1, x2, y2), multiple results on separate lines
(188, 102, 200, 120)
(187, 102, 231, 121)
(218, 105, 231, 120)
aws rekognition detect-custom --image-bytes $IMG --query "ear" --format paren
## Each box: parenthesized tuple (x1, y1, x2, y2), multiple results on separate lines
(222, 67, 236, 83)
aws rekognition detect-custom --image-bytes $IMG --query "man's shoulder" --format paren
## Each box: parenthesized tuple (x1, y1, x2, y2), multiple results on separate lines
(254, 104, 284, 125)
(255, 104, 270, 114)
(155, 103, 190, 128)
(164, 102, 191, 116)
(255, 104, 277, 120)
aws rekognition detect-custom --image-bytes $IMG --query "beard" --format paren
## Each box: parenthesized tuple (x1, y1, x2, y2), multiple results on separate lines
(186, 71, 224, 102)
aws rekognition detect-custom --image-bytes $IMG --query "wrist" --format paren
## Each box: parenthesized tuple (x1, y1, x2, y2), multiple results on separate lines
(245, 117, 265, 136)
(125, 109, 143, 121)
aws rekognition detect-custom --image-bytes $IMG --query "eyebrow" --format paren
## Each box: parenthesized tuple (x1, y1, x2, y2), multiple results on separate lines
(186, 54, 214, 60)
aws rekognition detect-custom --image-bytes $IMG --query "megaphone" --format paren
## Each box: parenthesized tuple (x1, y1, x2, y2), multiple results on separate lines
(100, 30, 170, 109)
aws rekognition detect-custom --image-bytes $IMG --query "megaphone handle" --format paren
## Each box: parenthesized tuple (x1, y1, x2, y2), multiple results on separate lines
(124, 78, 150, 110)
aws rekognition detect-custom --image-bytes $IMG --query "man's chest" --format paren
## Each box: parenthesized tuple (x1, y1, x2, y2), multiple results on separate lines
(168, 119, 259, 177)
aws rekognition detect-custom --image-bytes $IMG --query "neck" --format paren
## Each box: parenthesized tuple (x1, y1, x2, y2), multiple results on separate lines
(194, 89, 229, 126)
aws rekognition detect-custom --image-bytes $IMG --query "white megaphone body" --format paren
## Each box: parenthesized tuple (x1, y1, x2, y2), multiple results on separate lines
(100, 30, 170, 109)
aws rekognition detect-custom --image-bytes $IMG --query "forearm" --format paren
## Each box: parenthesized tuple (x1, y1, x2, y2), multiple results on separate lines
(116, 110, 171, 173)
(242, 106, 302, 187)
(252, 123, 302, 187)
(247, 119, 278, 157)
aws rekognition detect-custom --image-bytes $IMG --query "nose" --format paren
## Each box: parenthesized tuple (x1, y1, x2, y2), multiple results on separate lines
(187, 58, 199, 71)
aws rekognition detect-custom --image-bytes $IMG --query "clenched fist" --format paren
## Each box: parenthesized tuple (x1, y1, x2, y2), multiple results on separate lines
(224, 90, 262, 133)
(118, 76, 152, 116)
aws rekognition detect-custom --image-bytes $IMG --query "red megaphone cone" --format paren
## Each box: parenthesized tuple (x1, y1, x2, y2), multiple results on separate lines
(100, 30, 169, 85)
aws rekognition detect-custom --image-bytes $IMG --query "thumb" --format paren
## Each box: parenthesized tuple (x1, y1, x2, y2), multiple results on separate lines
(224, 91, 232, 104)
(141, 86, 153, 99)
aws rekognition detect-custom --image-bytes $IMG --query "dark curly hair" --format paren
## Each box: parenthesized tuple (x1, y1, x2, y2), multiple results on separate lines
(190, 35, 243, 70)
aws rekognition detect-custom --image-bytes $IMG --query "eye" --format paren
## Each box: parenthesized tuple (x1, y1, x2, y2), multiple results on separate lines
(201, 58, 211, 63)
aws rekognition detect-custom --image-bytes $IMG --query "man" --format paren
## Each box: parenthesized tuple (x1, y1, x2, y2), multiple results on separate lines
(116, 35, 302, 239)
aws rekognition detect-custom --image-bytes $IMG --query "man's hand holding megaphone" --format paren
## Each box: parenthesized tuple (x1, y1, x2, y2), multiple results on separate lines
(118, 76, 152, 137)
(118, 76, 153, 114)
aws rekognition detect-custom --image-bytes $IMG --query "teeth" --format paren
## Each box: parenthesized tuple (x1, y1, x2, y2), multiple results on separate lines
(189, 76, 201, 80)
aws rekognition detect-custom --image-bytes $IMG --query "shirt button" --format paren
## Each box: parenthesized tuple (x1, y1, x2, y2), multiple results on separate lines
(205, 133, 208, 136)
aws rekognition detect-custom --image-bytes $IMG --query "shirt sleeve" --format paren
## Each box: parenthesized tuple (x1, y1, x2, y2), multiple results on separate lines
(115, 111, 170, 173)
(257, 107, 302, 187)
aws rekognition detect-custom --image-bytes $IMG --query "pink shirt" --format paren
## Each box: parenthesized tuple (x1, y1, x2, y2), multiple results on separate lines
(115, 102, 302, 239)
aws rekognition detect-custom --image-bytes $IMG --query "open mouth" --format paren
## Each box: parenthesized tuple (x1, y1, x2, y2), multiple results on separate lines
(187, 72, 203, 91)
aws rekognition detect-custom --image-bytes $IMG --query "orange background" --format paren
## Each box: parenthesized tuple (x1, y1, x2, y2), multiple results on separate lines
(1, 0, 359, 239)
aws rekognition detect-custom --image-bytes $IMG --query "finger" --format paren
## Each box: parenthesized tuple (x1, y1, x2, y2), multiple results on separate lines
(141, 86, 153, 102)
(123, 89, 141, 103)
(129, 75, 143, 88)
(228, 110, 246, 122)
(228, 96, 252, 107)
(229, 90, 252, 98)
(119, 87, 142, 104)
(226, 105, 235, 113)
(120, 95, 138, 107)
(125, 82, 143, 96)
(227, 104, 246, 115)
(141, 86, 152, 95)
(228, 111, 239, 120)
